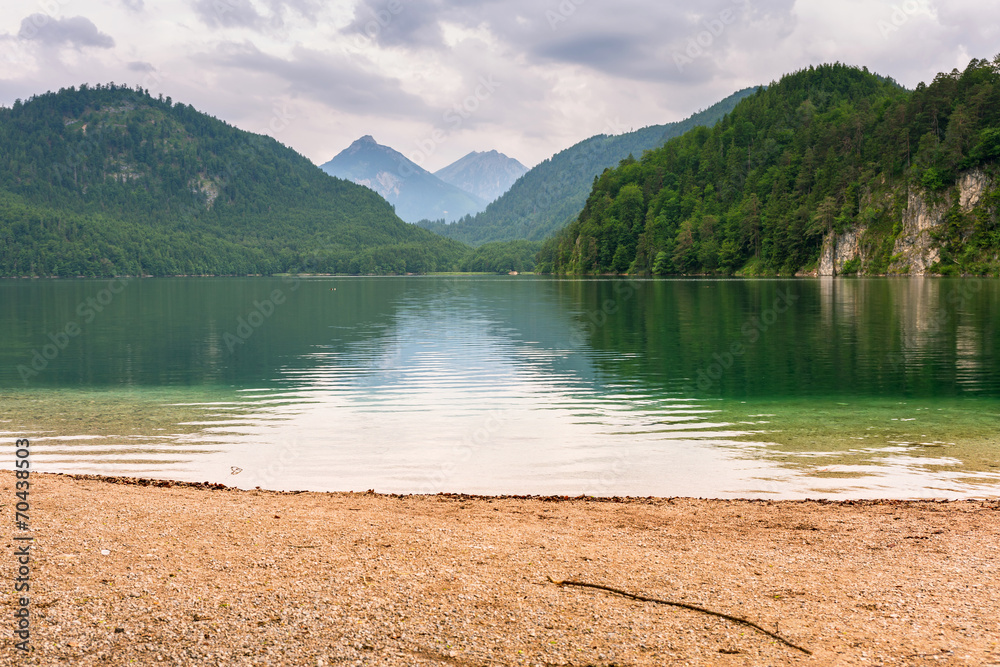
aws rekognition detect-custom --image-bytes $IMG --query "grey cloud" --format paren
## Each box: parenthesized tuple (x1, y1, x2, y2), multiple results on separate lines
(18, 15, 115, 49)
(525, 0, 796, 83)
(846, 2, 995, 90)
(934, 2, 1000, 54)
(192, 0, 268, 30)
(341, 0, 796, 84)
(127, 61, 156, 71)
(344, 0, 445, 49)
(533, 32, 659, 79)
(206, 42, 432, 119)
(266, 0, 323, 22)
(193, 0, 324, 31)
(122, 0, 145, 11)
(422, 40, 547, 134)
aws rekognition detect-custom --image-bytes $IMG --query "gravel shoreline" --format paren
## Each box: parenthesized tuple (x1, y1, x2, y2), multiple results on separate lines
(2, 471, 999, 666)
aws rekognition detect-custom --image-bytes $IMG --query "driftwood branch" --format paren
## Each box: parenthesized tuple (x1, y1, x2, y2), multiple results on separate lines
(547, 576, 812, 656)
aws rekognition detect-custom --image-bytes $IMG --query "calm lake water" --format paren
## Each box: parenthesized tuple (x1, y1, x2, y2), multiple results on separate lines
(1, 276, 998, 498)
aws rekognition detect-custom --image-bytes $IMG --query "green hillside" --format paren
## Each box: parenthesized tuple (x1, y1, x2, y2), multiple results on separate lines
(0, 84, 468, 276)
(539, 59, 1000, 276)
(417, 87, 757, 246)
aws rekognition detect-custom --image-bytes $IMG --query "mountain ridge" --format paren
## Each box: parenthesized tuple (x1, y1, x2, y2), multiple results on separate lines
(319, 136, 486, 223)
(538, 59, 1000, 277)
(434, 150, 528, 204)
(417, 87, 758, 246)
(0, 85, 468, 276)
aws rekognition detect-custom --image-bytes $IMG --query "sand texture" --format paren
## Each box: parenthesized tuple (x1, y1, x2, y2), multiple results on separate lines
(1, 472, 999, 666)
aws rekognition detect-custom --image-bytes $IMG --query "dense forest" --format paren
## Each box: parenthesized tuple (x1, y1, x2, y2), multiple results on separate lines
(417, 88, 757, 246)
(458, 240, 542, 273)
(9, 61, 999, 279)
(0, 84, 468, 276)
(538, 58, 1000, 276)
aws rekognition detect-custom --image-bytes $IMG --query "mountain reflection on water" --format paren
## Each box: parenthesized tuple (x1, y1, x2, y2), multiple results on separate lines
(1, 276, 998, 498)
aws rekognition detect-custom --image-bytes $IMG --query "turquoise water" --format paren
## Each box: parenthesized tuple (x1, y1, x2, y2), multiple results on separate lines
(1, 276, 998, 498)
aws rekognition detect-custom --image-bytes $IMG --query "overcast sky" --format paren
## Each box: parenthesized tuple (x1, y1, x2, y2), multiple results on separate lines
(0, 0, 995, 170)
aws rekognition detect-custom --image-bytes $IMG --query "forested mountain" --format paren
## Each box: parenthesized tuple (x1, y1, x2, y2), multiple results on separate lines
(319, 136, 486, 223)
(539, 59, 1000, 276)
(0, 85, 468, 277)
(434, 150, 528, 203)
(417, 87, 757, 246)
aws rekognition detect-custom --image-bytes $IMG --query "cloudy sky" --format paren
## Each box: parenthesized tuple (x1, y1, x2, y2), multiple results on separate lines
(0, 0, 994, 170)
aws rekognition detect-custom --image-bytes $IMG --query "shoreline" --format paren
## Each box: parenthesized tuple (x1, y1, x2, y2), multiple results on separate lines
(2, 273, 995, 280)
(29, 471, 1000, 503)
(3, 471, 999, 665)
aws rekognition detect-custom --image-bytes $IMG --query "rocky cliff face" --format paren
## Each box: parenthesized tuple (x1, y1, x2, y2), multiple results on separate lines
(886, 186, 943, 276)
(818, 169, 993, 276)
(818, 228, 860, 276)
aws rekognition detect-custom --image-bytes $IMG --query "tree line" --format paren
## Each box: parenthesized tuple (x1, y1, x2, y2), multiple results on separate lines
(538, 58, 1000, 276)
(0, 84, 468, 276)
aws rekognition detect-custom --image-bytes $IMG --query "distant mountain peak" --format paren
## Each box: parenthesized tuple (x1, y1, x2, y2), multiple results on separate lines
(434, 150, 528, 204)
(343, 134, 401, 159)
(320, 136, 486, 223)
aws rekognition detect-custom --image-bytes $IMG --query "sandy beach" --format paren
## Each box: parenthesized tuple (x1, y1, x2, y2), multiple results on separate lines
(2, 471, 999, 666)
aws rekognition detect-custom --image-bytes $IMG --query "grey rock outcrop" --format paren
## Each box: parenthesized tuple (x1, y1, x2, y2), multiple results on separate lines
(819, 169, 991, 276)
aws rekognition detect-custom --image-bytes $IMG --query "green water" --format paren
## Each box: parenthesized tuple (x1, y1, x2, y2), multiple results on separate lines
(1, 276, 998, 497)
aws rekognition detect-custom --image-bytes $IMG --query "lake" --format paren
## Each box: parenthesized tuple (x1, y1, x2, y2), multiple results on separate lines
(1, 276, 998, 498)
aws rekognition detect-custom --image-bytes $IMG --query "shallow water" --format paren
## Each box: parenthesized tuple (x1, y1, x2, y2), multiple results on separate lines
(1, 276, 998, 498)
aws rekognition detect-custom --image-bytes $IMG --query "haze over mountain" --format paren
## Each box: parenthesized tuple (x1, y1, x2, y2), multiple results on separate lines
(0, 85, 467, 276)
(434, 151, 528, 204)
(417, 87, 758, 246)
(319, 136, 486, 223)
